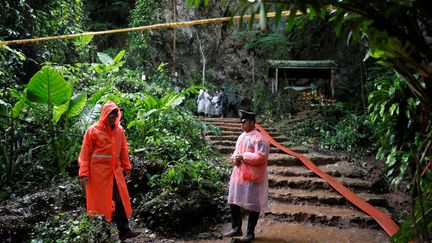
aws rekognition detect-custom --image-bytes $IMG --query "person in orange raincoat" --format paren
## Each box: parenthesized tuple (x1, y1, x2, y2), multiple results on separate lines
(78, 101, 140, 241)
(223, 110, 270, 242)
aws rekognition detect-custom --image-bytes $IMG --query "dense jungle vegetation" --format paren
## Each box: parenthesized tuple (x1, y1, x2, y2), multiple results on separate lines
(1, 0, 431, 242)
(0, 1, 229, 241)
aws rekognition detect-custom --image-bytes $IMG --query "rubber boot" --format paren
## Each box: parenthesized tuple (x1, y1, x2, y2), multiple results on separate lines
(239, 211, 259, 242)
(223, 204, 242, 237)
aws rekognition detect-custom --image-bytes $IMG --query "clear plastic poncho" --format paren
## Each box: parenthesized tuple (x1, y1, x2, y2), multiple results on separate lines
(228, 129, 270, 212)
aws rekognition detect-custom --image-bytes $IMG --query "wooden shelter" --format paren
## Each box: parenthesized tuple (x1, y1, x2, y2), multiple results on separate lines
(267, 60, 338, 98)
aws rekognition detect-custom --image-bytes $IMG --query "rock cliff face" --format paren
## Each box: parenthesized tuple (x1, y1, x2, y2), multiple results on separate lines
(148, 1, 366, 105)
(149, 1, 256, 88)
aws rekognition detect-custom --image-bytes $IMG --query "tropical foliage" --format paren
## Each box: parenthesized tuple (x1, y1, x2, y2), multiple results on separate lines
(0, 43, 228, 240)
(0, 0, 87, 68)
(368, 72, 431, 241)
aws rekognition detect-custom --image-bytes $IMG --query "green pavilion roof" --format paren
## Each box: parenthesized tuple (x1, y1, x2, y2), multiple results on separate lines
(267, 60, 337, 69)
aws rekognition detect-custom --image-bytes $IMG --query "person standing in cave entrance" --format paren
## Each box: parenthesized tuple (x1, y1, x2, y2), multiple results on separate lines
(197, 89, 206, 116)
(211, 89, 222, 117)
(78, 101, 140, 241)
(204, 89, 213, 117)
(223, 110, 270, 242)
(219, 88, 229, 118)
(229, 91, 240, 117)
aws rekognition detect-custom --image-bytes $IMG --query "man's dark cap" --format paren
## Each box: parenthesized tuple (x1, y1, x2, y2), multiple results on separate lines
(239, 110, 256, 123)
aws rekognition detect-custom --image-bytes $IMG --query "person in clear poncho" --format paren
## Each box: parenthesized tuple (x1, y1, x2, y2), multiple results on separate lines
(197, 89, 206, 116)
(211, 90, 222, 117)
(223, 110, 270, 242)
(203, 89, 212, 117)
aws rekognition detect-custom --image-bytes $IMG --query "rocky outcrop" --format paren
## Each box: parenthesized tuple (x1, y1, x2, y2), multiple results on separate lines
(150, 1, 258, 92)
(146, 1, 366, 105)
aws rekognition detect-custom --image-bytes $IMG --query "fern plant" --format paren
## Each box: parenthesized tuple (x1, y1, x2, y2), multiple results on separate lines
(368, 72, 431, 241)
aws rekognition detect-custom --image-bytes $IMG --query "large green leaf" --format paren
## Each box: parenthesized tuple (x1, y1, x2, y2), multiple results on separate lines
(163, 94, 185, 108)
(12, 90, 27, 118)
(112, 61, 125, 71)
(52, 92, 88, 124)
(144, 108, 159, 117)
(389, 103, 399, 116)
(160, 93, 176, 107)
(26, 66, 71, 106)
(88, 86, 110, 105)
(0, 46, 26, 60)
(74, 35, 93, 48)
(113, 50, 125, 63)
(143, 94, 160, 110)
(78, 103, 102, 133)
(67, 93, 87, 118)
(97, 52, 113, 65)
(52, 102, 69, 124)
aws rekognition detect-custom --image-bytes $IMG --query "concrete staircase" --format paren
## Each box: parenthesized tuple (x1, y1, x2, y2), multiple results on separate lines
(199, 117, 391, 243)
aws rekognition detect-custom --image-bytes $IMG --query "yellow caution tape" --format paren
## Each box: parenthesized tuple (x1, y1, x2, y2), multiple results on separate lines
(0, 11, 300, 46)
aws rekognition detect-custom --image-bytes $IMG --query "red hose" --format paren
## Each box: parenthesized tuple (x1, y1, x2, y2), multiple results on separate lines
(256, 124, 400, 236)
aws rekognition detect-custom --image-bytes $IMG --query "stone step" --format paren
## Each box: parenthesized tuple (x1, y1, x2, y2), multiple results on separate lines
(206, 129, 242, 135)
(267, 160, 367, 178)
(204, 125, 242, 131)
(268, 152, 339, 166)
(200, 117, 242, 123)
(211, 145, 309, 154)
(264, 201, 378, 229)
(269, 175, 373, 190)
(202, 119, 276, 130)
(208, 139, 294, 147)
(269, 188, 387, 207)
(214, 124, 278, 131)
(206, 129, 283, 137)
(203, 119, 269, 126)
(203, 121, 248, 126)
(207, 134, 287, 143)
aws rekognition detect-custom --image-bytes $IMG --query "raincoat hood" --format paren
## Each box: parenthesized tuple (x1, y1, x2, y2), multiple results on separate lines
(99, 101, 122, 127)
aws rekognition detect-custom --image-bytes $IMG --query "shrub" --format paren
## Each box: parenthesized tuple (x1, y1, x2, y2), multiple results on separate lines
(320, 114, 374, 153)
(135, 181, 227, 235)
(31, 213, 113, 242)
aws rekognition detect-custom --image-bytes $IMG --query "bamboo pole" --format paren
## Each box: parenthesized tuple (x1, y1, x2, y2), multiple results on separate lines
(0, 11, 301, 46)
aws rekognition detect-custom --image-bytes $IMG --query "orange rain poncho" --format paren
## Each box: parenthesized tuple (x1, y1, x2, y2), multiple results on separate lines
(78, 101, 132, 221)
(228, 129, 270, 212)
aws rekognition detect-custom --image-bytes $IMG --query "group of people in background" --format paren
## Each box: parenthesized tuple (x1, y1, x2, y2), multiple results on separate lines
(197, 88, 229, 118)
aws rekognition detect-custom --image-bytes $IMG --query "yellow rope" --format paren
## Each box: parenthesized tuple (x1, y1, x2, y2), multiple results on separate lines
(0, 11, 301, 46)
(172, 0, 177, 73)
